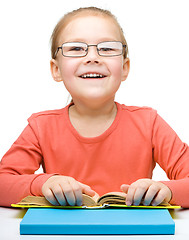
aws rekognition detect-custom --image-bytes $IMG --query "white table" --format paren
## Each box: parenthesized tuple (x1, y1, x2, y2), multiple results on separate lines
(1, 207, 189, 240)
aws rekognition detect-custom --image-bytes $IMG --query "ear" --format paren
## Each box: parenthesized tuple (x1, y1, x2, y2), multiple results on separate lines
(50, 59, 63, 82)
(121, 58, 130, 82)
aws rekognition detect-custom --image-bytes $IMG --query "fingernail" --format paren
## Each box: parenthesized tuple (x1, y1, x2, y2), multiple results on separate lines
(126, 201, 131, 206)
(133, 202, 139, 206)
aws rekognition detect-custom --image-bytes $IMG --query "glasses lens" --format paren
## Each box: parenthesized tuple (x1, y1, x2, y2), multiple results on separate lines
(97, 41, 123, 56)
(63, 42, 87, 57)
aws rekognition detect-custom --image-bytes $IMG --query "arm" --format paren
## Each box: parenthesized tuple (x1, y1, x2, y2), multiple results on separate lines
(152, 114, 189, 207)
(0, 124, 55, 207)
(121, 112, 189, 208)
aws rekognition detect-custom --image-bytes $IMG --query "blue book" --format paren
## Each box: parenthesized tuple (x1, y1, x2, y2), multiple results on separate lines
(20, 208, 175, 235)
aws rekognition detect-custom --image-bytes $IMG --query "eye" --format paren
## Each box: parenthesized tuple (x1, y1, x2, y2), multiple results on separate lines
(69, 47, 85, 51)
(99, 47, 113, 52)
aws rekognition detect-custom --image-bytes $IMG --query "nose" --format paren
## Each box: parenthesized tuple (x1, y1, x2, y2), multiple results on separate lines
(84, 45, 100, 64)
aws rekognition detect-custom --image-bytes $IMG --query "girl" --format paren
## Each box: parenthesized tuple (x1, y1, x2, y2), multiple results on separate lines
(0, 7, 189, 208)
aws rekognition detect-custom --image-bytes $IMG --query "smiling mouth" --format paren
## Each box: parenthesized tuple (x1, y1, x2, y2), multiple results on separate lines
(79, 73, 106, 79)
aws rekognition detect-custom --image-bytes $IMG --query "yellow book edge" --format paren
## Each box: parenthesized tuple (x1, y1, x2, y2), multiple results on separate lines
(11, 203, 181, 209)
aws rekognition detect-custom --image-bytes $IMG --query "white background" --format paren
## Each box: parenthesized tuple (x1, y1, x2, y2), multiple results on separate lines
(0, 0, 189, 180)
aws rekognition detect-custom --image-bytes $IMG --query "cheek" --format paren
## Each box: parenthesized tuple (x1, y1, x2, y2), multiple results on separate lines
(59, 58, 79, 81)
(109, 59, 124, 79)
(57, 59, 79, 93)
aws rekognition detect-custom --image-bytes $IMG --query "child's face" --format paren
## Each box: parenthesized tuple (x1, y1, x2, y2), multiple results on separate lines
(51, 15, 129, 103)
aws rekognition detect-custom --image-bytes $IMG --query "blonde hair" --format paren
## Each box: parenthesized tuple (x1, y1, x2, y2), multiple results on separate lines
(50, 7, 128, 59)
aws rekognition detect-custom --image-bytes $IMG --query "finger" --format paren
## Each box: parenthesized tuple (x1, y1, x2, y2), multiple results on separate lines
(61, 182, 76, 206)
(68, 178, 83, 206)
(43, 188, 60, 206)
(125, 185, 136, 206)
(132, 186, 148, 206)
(120, 184, 130, 193)
(143, 184, 160, 206)
(79, 183, 96, 197)
(151, 188, 169, 206)
(51, 184, 67, 206)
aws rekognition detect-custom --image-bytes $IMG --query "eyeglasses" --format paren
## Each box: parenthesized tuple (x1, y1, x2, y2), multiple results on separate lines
(54, 41, 126, 58)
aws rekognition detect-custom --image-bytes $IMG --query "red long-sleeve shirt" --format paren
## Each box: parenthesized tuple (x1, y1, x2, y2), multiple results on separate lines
(0, 102, 189, 207)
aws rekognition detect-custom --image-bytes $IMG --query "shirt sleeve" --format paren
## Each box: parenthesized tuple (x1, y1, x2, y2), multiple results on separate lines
(152, 113, 189, 208)
(0, 121, 55, 207)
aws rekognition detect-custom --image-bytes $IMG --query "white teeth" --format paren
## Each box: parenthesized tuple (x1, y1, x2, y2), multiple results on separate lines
(80, 73, 104, 78)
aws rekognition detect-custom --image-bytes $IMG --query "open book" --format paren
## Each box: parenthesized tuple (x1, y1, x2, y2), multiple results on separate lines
(12, 192, 180, 209)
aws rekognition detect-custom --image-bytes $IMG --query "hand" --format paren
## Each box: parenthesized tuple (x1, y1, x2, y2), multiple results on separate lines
(120, 179, 172, 206)
(42, 175, 96, 206)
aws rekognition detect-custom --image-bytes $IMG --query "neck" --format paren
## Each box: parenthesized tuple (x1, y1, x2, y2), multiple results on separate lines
(69, 98, 117, 119)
